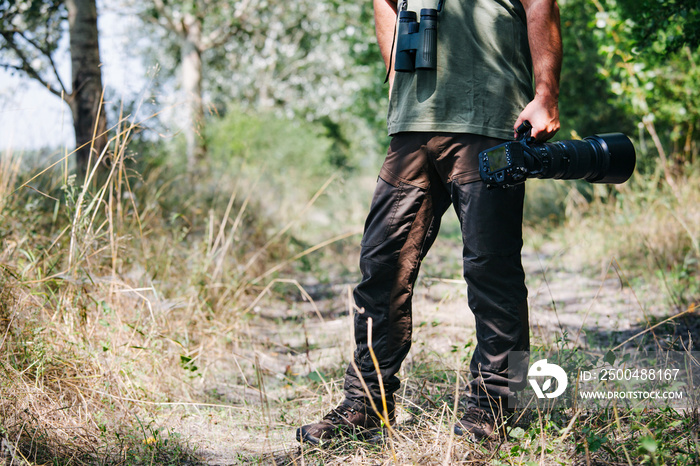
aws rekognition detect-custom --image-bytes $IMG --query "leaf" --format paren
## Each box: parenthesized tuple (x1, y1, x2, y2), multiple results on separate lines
(179, 355, 198, 372)
(639, 435, 657, 453)
(307, 371, 325, 383)
(588, 434, 607, 452)
(508, 426, 526, 439)
(603, 349, 616, 366)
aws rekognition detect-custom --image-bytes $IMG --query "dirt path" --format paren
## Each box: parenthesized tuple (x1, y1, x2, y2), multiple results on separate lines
(163, 239, 674, 464)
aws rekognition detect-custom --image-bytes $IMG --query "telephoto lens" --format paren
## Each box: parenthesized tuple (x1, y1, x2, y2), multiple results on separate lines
(533, 133, 636, 184)
(479, 124, 637, 189)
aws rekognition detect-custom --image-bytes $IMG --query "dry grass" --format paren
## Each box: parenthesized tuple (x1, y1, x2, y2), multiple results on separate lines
(0, 112, 303, 463)
(0, 106, 367, 463)
(0, 121, 699, 465)
(556, 173, 700, 310)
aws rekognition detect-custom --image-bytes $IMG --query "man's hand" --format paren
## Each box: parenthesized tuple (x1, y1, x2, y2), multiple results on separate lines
(517, 0, 562, 142)
(515, 94, 560, 141)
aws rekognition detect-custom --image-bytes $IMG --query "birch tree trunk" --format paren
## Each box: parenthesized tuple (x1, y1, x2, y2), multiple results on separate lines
(181, 13, 206, 168)
(66, 0, 108, 179)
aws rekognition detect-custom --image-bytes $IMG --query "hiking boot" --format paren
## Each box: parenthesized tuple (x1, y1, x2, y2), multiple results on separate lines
(296, 401, 394, 445)
(453, 406, 498, 441)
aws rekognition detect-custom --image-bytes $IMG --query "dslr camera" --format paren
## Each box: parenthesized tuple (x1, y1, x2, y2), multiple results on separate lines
(479, 122, 637, 189)
(394, 0, 445, 72)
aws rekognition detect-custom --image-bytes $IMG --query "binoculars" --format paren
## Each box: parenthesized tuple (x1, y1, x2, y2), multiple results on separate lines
(395, 7, 439, 72)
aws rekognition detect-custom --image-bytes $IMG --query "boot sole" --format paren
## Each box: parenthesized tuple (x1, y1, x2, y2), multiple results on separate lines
(453, 423, 496, 442)
(296, 426, 386, 446)
(296, 427, 322, 445)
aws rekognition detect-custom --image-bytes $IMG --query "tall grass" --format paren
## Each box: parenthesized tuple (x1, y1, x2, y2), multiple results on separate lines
(555, 169, 700, 310)
(1, 113, 698, 464)
(0, 107, 366, 463)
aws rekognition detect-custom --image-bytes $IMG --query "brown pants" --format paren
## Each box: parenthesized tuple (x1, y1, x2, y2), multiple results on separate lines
(344, 132, 529, 413)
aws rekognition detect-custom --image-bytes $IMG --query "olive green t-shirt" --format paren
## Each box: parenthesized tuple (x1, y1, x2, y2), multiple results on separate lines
(387, 0, 534, 140)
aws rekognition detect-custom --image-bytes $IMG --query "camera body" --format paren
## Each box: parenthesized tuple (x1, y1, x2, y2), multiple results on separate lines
(395, 8, 439, 72)
(479, 122, 637, 189)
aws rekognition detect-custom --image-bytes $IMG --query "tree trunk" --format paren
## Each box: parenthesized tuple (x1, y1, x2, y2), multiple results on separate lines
(66, 0, 108, 180)
(182, 13, 206, 169)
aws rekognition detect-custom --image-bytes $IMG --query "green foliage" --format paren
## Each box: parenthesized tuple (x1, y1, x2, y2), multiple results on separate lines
(0, 0, 67, 93)
(206, 108, 334, 177)
(616, 0, 700, 54)
(596, 1, 697, 166)
(3, 1, 700, 463)
(136, 0, 388, 163)
(523, 179, 577, 226)
(558, 0, 699, 177)
(0, 0, 66, 48)
(558, 0, 635, 139)
(200, 108, 377, 259)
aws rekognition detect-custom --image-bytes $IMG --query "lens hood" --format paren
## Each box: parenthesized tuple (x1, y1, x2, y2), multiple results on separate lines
(585, 133, 636, 184)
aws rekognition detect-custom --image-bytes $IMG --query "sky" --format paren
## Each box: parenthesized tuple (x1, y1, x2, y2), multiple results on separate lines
(0, 3, 147, 152)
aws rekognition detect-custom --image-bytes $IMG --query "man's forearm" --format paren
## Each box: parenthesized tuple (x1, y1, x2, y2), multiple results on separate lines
(374, 0, 398, 72)
(516, 0, 562, 140)
(524, 0, 562, 103)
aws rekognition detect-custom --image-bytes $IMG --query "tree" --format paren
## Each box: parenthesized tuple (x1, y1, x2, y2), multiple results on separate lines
(557, 0, 635, 140)
(141, 0, 254, 169)
(557, 0, 700, 192)
(66, 0, 108, 176)
(0, 0, 107, 178)
(592, 0, 699, 166)
(138, 0, 386, 171)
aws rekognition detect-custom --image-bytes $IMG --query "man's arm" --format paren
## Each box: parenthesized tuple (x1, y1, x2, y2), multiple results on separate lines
(374, 0, 398, 91)
(515, 0, 562, 141)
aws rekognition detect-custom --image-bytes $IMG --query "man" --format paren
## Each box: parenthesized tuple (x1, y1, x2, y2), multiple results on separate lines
(297, 0, 561, 444)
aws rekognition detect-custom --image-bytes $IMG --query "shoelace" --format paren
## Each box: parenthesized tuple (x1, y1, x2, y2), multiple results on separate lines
(324, 405, 357, 424)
